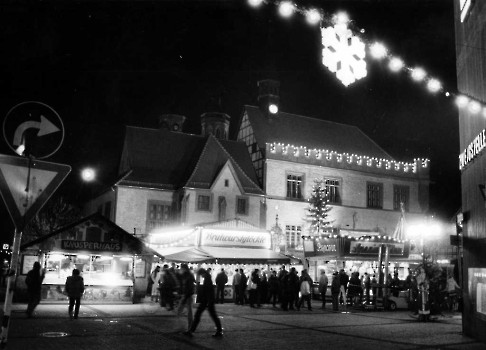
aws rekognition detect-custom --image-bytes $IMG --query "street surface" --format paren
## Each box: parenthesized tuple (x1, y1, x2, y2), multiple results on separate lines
(2, 300, 484, 350)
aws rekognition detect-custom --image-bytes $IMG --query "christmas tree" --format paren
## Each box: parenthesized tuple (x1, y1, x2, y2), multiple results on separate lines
(306, 180, 332, 236)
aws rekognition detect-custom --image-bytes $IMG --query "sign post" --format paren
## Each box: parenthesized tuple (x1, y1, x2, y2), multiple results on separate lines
(1, 101, 69, 349)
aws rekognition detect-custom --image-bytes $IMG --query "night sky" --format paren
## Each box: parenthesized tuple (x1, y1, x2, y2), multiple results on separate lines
(0, 0, 459, 245)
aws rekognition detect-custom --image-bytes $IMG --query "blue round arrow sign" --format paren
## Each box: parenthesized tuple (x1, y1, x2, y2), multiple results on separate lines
(2, 101, 64, 159)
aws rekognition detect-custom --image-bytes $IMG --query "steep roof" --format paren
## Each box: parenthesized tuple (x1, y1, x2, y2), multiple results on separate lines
(244, 105, 393, 160)
(119, 127, 262, 194)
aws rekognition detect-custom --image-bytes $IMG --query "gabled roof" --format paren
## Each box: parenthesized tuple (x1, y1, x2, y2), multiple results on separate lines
(118, 127, 262, 193)
(185, 136, 263, 195)
(244, 105, 393, 160)
(21, 213, 163, 258)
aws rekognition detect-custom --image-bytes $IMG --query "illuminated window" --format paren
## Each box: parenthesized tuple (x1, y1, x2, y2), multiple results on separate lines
(147, 201, 172, 230)
(287, 174, 303, 199)
(367, 182, 383, 209)
(237, 112, 264, 186)
(324, 179, 340, 203)
(286, 225, 302, 249)
(393, 185, 409, 211)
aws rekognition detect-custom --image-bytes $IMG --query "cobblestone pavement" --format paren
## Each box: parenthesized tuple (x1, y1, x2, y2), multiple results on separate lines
(1, 300, 484, 350)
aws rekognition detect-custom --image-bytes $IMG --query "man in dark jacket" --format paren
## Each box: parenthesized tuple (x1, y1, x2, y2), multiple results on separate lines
(25, 262, 45, 318)
(239, 269, 247, 305)
(65, 269, 85, 319)
(288, 268, 300, 310)
(339, 269, 349, 305)
(183, 268, 223, 338)
(268, 270, 279, 307)
(215, 268, 228, 304)
(331, 272, 341, 311)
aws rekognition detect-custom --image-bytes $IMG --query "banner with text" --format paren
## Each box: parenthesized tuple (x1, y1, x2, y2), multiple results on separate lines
(200, 229, 271, 249)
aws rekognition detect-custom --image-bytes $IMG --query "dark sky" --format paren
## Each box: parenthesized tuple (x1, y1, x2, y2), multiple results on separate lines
(0, 0, 459, 244)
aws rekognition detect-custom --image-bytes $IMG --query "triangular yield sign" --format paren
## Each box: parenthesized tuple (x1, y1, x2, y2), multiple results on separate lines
(0, 154, 71, 230)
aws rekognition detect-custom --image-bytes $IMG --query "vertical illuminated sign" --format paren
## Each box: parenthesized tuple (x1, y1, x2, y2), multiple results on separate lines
(460, 0, 474, 23)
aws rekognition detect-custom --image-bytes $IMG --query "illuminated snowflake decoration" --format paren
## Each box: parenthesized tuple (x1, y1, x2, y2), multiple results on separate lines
(321, 23, 367, 86)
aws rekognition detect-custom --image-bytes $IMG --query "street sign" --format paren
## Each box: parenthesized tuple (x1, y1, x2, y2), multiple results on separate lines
(0, 154, 71, 230)
(2, 101, 64, 159)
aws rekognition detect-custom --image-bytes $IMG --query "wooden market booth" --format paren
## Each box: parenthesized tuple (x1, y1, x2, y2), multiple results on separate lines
(18, 213, 163, 303)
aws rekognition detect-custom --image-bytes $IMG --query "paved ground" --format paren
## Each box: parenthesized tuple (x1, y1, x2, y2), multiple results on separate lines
(1, 300, 484, 350)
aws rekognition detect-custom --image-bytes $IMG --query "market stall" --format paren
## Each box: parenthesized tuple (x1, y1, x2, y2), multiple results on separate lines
(19, 213, 163, 303)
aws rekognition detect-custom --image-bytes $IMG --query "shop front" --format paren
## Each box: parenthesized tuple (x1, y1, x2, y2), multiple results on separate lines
(19, 213, 163, 303)
(149, 219, 299, 299)
(303, 235, 418, 291)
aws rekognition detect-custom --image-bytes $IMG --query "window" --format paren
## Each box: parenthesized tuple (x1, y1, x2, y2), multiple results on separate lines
(236, 196, 249, 215)
(393, 185, 409, 211)
(147, 201, 172, 230)
(324, 179, 340, 203)
(367, 182, 383, 209)
(197, 194, 212, 211)
(224, 179, 229, 187)
(285, 225, 302, 249)
(287, 174, 303, 199)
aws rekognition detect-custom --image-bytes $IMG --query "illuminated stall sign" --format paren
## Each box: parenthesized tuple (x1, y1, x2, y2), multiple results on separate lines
(459, 129, 486, 170)
(304, 237, 410, 259)
(200, 229, 270, 249)
(61, 240, 122, 252)
(348, 241, 405, 256)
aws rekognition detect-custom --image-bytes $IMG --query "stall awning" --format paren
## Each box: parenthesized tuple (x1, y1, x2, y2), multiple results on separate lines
(162, 247, 215, 263)
(201, 247, 292, 264)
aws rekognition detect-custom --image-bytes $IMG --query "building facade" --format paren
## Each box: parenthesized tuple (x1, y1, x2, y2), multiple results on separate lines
(237, 80, 430, 259)
(454, 0, 486, 343)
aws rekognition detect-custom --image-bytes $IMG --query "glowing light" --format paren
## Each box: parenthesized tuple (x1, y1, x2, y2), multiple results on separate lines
(389, 57, 404, 72)
(77, 254, 89, 259)
(483, 108, 486, 118)
(82, 168, 95, 182)
(321, 23, 367, 86)
(306, 9, 321, 24)
(335, 12, 349, 24)
(369, 43, 387, 59)
(248, 0, 263, 7)
(411, 68, 426, 81)
(427, 79, 441, 93)
(468, 101, 482, 114)
(456, 95, 469, 107)
(278, 2, 294, 17)
(269, 104, 279, 114)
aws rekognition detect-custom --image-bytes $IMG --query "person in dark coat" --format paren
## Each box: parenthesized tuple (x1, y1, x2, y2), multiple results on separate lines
(288, 268, 300, 310)
(25, 262, 45, 318)
(331, 272, 341, 311)
(215, 268, 228, 304)
(339, 269, 349, 305)
(249, 269, 261, 307)
(298, 269, 313, 311)
(176, 264, 196, 332)
(65, 269, 85, 319)
(280, 270, 290, 311)
(239, 269, 248, 305)
(267, 270, 279, 307)
(183, 268, 223, 338)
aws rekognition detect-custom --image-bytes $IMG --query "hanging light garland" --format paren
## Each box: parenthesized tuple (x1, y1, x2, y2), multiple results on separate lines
(247, 0, 486, 116)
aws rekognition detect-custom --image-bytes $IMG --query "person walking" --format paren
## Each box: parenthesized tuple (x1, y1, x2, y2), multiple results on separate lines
(232, 269, 241, 304)
(331, 272, 340, 311)
(267, 270, 279, 307)
(177, 264, 195, 332)
(65, 269, 85, 319)
(183, 268, 223, 338)
(318, 269, 328, 309)
(215, 268, 228, 304)
(25, 262, 45, 318)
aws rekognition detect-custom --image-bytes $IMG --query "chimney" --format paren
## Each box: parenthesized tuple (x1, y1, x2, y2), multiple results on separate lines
(158, 114, 186, 132)
(257, 79, 280, 118)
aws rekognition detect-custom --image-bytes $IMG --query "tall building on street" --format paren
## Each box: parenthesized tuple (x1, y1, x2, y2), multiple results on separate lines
(454, 0, 486, 343)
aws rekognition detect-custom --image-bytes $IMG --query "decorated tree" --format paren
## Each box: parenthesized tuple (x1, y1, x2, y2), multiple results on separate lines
(306, 180, 333, 236)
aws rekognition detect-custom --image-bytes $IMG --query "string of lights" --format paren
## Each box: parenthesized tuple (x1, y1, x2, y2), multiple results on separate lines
(247, 0, 486, 117)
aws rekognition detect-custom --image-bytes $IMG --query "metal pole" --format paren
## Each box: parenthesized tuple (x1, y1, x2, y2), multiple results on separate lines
(1, 228, 23, 349)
